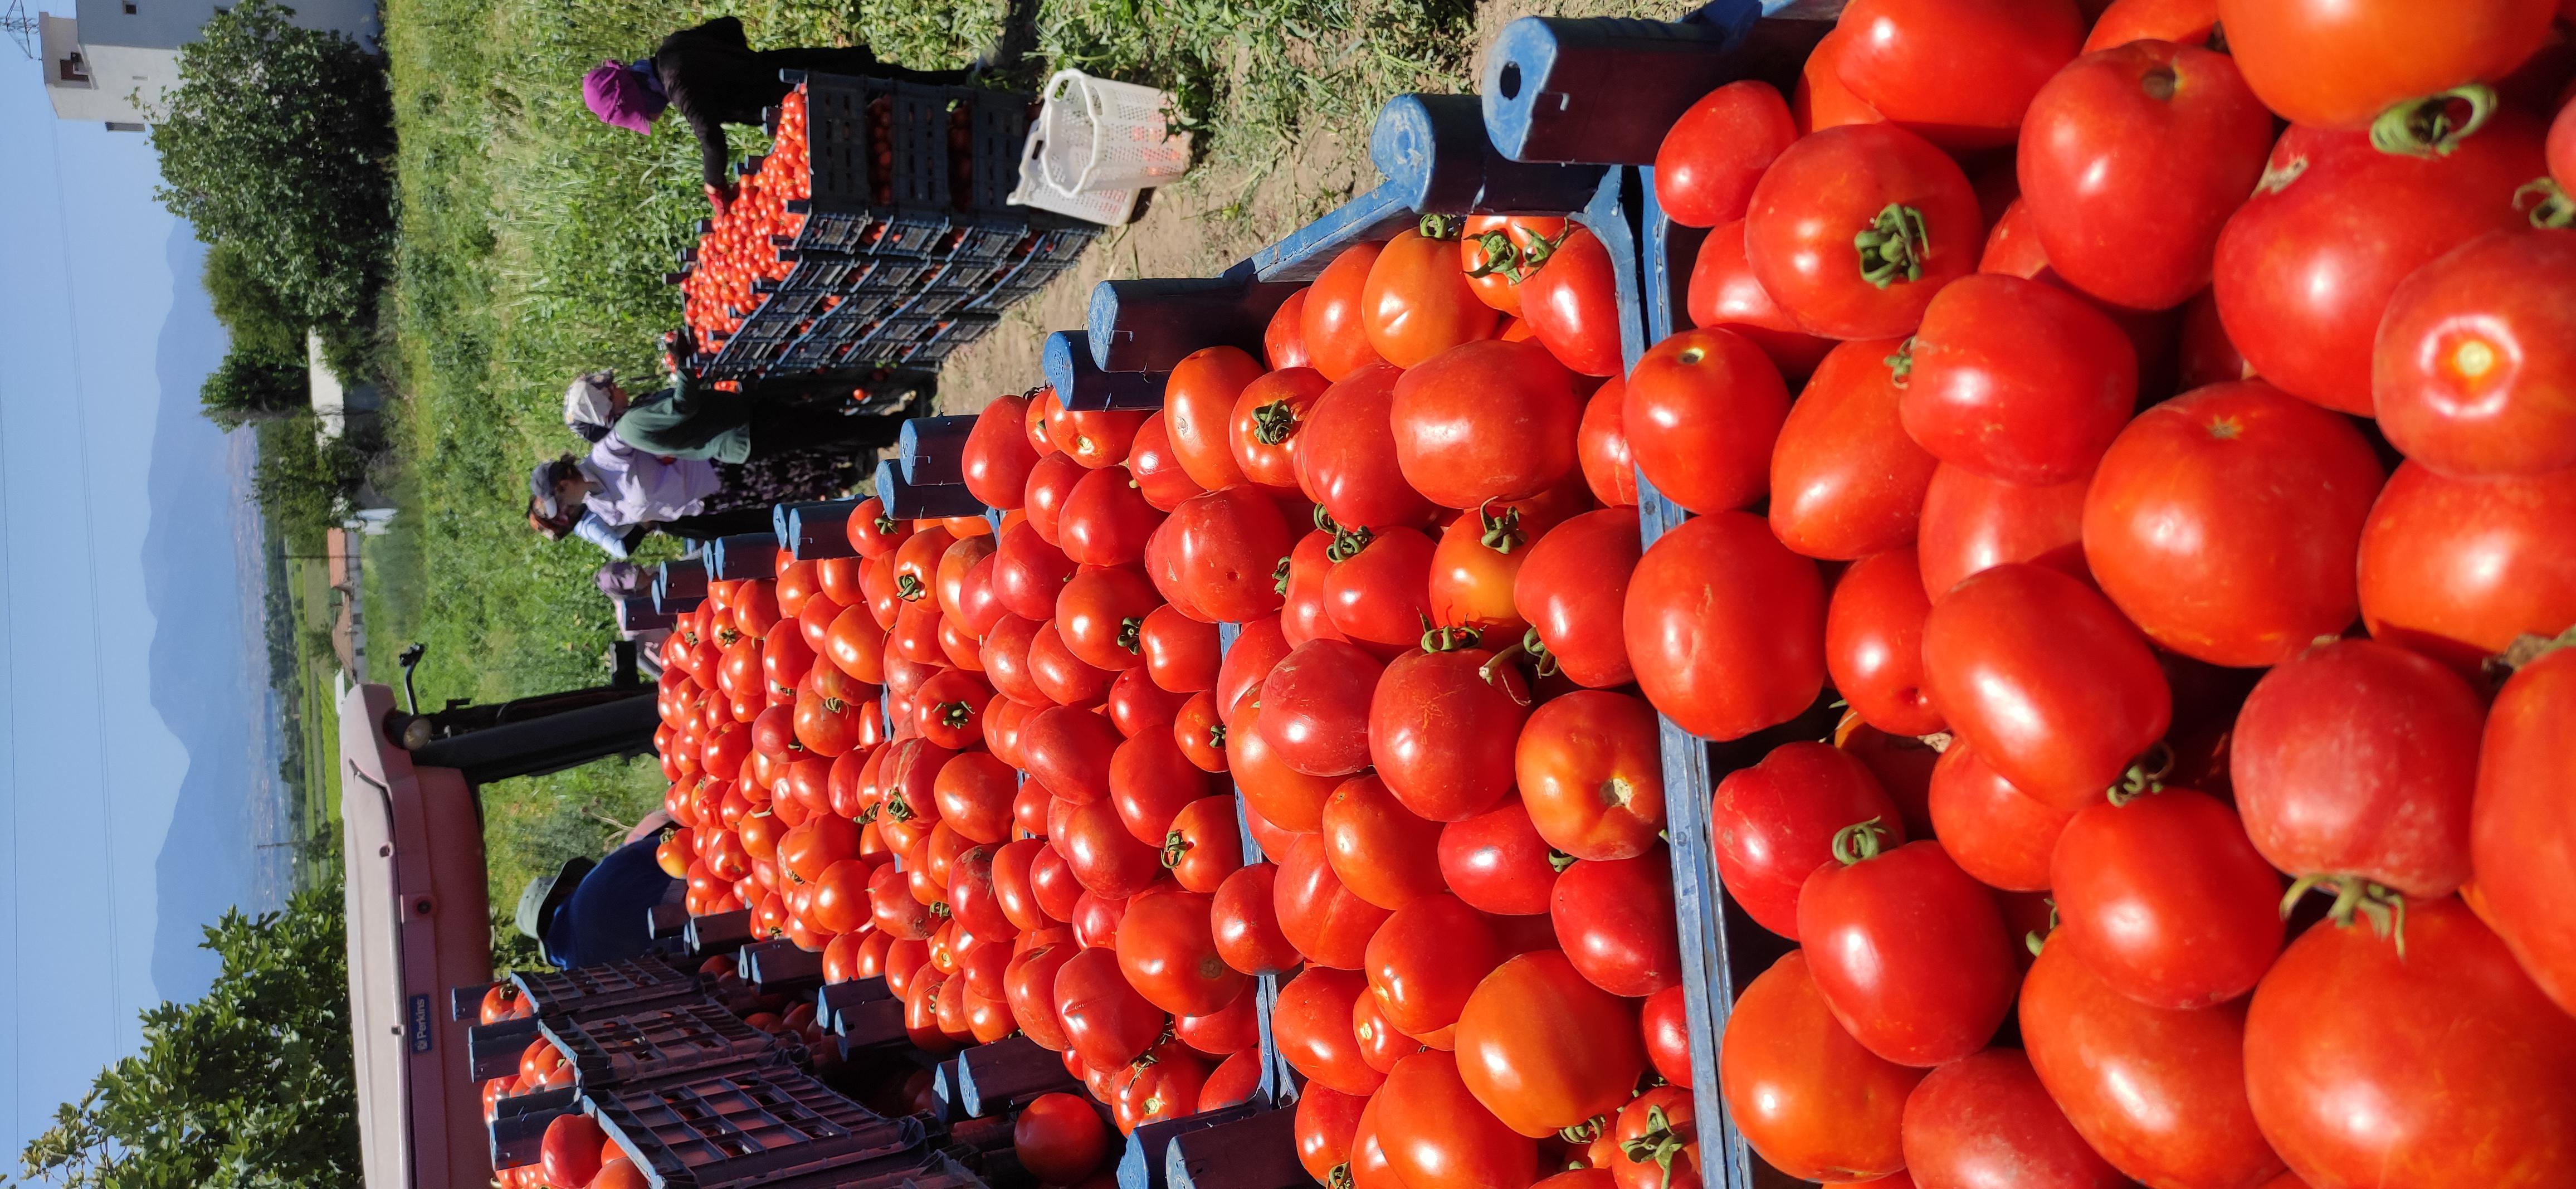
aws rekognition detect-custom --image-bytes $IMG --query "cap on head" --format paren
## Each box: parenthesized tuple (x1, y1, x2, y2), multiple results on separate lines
(583, 60, 663, 133)
(516, 855, 597, 944)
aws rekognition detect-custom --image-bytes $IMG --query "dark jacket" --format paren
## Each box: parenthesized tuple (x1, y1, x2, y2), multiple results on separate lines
(613, 369, 755, 464)
(650, 17, 971, 189)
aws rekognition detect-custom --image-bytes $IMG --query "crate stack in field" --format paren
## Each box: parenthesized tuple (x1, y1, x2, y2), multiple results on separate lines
(669, 71, 1099, 389)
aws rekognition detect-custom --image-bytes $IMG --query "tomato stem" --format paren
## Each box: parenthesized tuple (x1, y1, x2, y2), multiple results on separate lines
(1272, 555, 1292, 594)
(1419, 622, 1483, 653)
(1852, 203, 1930, 289)
(1251, 399, 1301, 445)
(2488, 623, 2576, 683)
(1831, 817, 1889, 864)
(1207, 722, 1227, 751)
(1477, 500, 1526, 553)
(2370, 85, 2499, 158)
(873, 512, 899, 535)
(1160, 829, 1192, 869)
(2282, 875, 2410, 958)
(1882, 338, 1915, 388)
(1617, 1104, 1687, 1189)
(894, 572, 925, 602)
(1117, 616, 1144, 655)
(2024, 896, 2058, 957)
(1325, 524, 1375, 563)
(2519, 179, 2576, 230)
(938, 700, 971, 728)
(1417, 212, 1462, 241)
(2103, 740, 2175, 807)
(1520, 627, 1561, 679)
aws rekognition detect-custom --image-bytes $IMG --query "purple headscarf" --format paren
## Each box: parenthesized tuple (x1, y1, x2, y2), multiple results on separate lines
(583, 59, 665, 133)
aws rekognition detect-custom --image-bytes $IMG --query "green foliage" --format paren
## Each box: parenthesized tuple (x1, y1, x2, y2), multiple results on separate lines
(253, 416, 375, 545)
(18, 881, 356, 1188)
(200, 241, 308, 364)
(152, 0, 397, 334)
(200, 349, 311, 430)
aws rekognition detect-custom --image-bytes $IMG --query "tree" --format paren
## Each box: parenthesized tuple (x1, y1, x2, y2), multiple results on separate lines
(150, 0, 395, 333)
(200, 241, 308, 364)
(19, 883, 358, 1187)
(253, 415, 374, 542)
(201, 350, 310, 431)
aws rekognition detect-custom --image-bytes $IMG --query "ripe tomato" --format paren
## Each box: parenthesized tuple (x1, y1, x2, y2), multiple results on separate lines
(1920, 563, 2170, 809)
(1324, 526, 1438, 655)
(1266, 289, 1313, 369)
(1145, 485, 1294, 623)
(2219, 0, 2554, 131)
(1276, 966, 1387, 1094)
(1049, 406, 1147, 469)
(1428, 501, 1552, 639)
(1519, 226, 1626, 377)
(991, 521, 1074, 624)
(1306, 241, 1391, 381)
(2232, 639, 2485, 900)
(1458, 215, 1566, 318)
(1297, 1086, 1371, 1186)
(2374, 228, 2576, 477)
(1745, 123, 1982, 340)
(2213, 115, 2546, 415)
(2052, 789, 2283, 1010)
(1914, 461, 2089, 600)
(2084, 0, 2219, 48)
(1370, 646, 1529, 821)
(963, 393, 1040, 510)
(1436, 797, 1560, 917)
(2473, 646, 2576, 1016)
(1363, 894, 1504, 1046)
(1720, 951, 1922, 1183)
(2246, 897, 2576, 1188)
(1925, 740, 2071, 893)
(1138, 605, 1218, 694)
(1053, 944, 1164, 1068)
(1622, 511, 1825, 741)
(539, 1113, 606, 1189)
(1552, 851, 1681, 996)
(1822, 549, 1942, 736)
(1158, 795, 1240, 894)
(2018, 935, 2280, 1188)
(1128, 411, 1206, 512)
(1058, 799, 1161, 899)
(1624, 327, 1788, 514)
(1213, 862, 1298, 975)
(1229, 367, 1330, 495)
(1015, 1092, 1111, 1183)
(1900, 1048, 2128, 1189)
(1833, 0, 2084, 149)
(1389, 339, 1583, 509)
(2357, 462, 2576, 673)
(1797, 823, 2018, 1066)
(2083, 382, 2385, 666)
(1322, 774, 1445, 909)
(1376, 1050, 1539, 1189)
(1164, 346, 1265, 491)
(1686, 220, 1836, 382)
(1109, 730, 1208, 843)
(1353, 991, 1420, 1073)
(1019, 705, 1119, 803)
(1275, 834, 1394, 969)
(1058, 466, 1165, 571)
(1515, 690, 1663, 861)
(1638, 985, 1692, 1089)
(1655, 81, 1798, 227)
(1280, 529, 1344, 647)
(1575, 377, 1636, 508)
(1514, 508, 1641, 688)
(1258, 638, 1382, 777)
(1364, 226, 1499, 368)
(1024, 452, 1087, 545)
(1767, 339, 1934, 561)
(1453, 949, 1647, 1138)
(1297, 363, 1437, 532)
(2018, 40, 2273, 310)
(1606, 1086, 1698, 1189)
(1115, 887, 1243, 1016)
(1897, 274, 2134, 487)
(1793, 25, 1885, 133)
(1232, 701, 1340, 832)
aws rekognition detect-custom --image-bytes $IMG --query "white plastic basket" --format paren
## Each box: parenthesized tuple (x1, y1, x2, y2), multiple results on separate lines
(1007, 123, 1139, 226)
(1037, 69, 1192, 193)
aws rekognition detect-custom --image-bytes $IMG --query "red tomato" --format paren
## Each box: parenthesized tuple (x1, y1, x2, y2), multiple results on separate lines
(1720, 951, 1922, 1183)
(1229, 367, 1330, 495)
(1116, 887, 1245, 1016)
(1638, 986, 1692, 1089)
(1389, 339, 1583, 509)
(2019, 935, 2281, 1187)
(1375, 1050, 1539, 1189)
(1685, 220, 1836, 382)
(1259, 638, 1383, 777)
(1145, 485, 1295, 624)
(2245, 897, 2576, 1188)
(2053, 789, 2284, 1010)
(1159, 795, 1240, 894)
(2218, 0, 2554, 131)
(1053, 944, 1165, 1068)
(1050, 406, 1148, 470)
(1607, 1086, 1699, 1189)
(539, 1113, 606, 1189)
(1163, 346, 1264, 491)
(1109, 729, 1209, 844)
(1137, 605, 1218, 694)
(1622, 511, 1825, 740)
(1797, 823, 2018, 1066)
(1624, 327, 1788, 514)
(2084, 0, 2219, 48)
(1126, 412, 1205, 511)
(1458, 216, 1567, 318)
(1914, 461, 2089, 600)
(1519, 226, 1626, 377)
(2374, 228, 2576, 477)
(1364, 226, 1500, 368)
(2357, 462, 2576, 673)
(1745, 124, 1981, 340)
(1276, 966, 1387, 1094)
(1363, 894, 1504, 1047)
(1767, 338, 1934, 561)
(1453, 950, 1648, 1138)
(2018, 40, 2274, 310)
(1900, 1048, 2128, 1189)
(1925, 740, 2071, 893)
(1897, 274, 2134, 487)
(1516, 690, 1663, 861)
(2472, 647, 2576, 1016)
(963, 393, 1040, 510)
(1822, 549, 1943, 737)
(1279, 529, 1344, 648)
(1305, 242, 1391, 381)
(1793, 26, 1885, 134)
(2082, 382, 2385, 666)
(1212, 862, 1297, 976)
(1232, 702, 1340, 834)
(1353, 991, 1420, 1073)
(1920, 563, 2171, 808)
(1297, 364, 1437, 533)
(1296, 1086, 1371, 1186)
(1275, 834, 1394, 969)
(1514, 507, 1641, 688)
(1324, 526, 1438, 655)
(1020, 705, 1120, 802)
(1436, 797, 1560, 917)
(2213, 116, 2546, 415)
(1369, 646, 1529, 822)
(1015, 1092, 1111, 1183)
(1575, 377, 1636, 508)
(2232, 639, 2485, 900)
(1058, 799, 1162, 899)
(1322, 774, 1446, 910)
(1552, 851, 1682, 996)
(1654, 81, 1798, 227)
(1266, 288, 1313, 369)
(1427, 504, 1541, 639)
(1834, 0, 2084, 149)
(1023, 452, 1089, 545)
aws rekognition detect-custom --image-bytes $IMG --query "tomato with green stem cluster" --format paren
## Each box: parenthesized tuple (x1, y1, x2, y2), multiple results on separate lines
(1745, 123, 1983, 341)
(1364, 224, 1499, 368)
(2217, 0, 2556, 133)
(1518, 226, 1626, 377)
(1796, 820, 2019, 1066)
(1458, 216, 1567, 318)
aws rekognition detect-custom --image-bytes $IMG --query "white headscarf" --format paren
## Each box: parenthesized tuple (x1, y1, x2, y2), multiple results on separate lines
(563, 371, 621, 442)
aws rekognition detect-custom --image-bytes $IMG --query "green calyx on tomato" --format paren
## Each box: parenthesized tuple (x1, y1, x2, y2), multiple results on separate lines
(2103, 740, 2178, 807)
(894, 572, 925, 601)
(2489, 623, 2576, 680)
(884, 792, 915, 822)
(938, 700, 970, 728)
(1852, 203, 1931, 289)
(1325, 523, 1374, 563)
(1618, 1104, 1689, 1189)
(1251, 399, 1302, 445)
(929, 900, 951, 918)
(1559, 1114, 1608, 1144)
(1466, 224, 1567, 285)
(1207, 722, 1227, 751)
(1519, 627, 1560, 680)
(1547, 848, 1579, 874)
(2281, 874, 2410, 957)
(1116, 616, 1143, 655)
(2026, 896, 2058, 957)
(1419, 622, 1482, 654)
(2368, 84, 2499, 159)
(1273, 556, 1293, 594)
(2519, 179, 2574, 230)
(1477, 502, 1526, 553)
(1417, 213, 1462, 241)
(1830, 816, 1891, 865)
(873, 513, 899, 535)
(1882, 338, 1915, 387)
(1160, 829, 1193, 869)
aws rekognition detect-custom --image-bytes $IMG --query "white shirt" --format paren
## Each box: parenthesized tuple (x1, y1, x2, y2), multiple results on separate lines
(575, 434, 723, 528)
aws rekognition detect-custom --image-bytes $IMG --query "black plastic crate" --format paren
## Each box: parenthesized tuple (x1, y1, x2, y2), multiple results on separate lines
(802, 74, 947, 214)
(511, 954, 703, 1019)
(941, 217, 1039, 265)
(541, 997, 797, 1089)
(964, 92, 1036, 213)
(774, 250, 866, 293)
(790, 206, 953, 257)
(917, 312, 1001, 359)
(919, 259, 1000, 299)
(587, 1066, 924, 1189)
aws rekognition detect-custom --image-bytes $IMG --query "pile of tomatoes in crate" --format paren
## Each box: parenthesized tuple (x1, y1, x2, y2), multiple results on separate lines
(678, 87, 821, 355)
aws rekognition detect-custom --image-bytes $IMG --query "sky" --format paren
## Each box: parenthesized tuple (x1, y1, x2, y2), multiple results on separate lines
(0, 68, 290, 1159)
